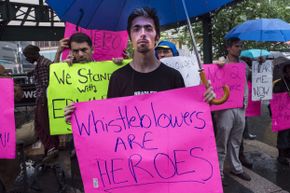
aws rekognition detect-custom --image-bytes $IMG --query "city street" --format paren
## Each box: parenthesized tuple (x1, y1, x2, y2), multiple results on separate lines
(224, 104, 290, 193)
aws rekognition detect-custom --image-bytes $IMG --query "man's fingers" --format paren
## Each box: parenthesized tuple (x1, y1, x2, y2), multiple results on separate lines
(112, 58, 124, 65)
(64, 103, 76, 123)
(64, 108, 74, 117)
(64, 104, 75, 113)
(204, 86, 216, 103)
(57, 38, 70, 52)
(203, 85, 213, 97)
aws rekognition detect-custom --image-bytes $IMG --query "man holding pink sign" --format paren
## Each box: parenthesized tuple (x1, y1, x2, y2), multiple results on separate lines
(272, 59, 290, 165)
(65, 7, 215, 120)
(64, 7, 217, 192)
(214, 37, 251, 184)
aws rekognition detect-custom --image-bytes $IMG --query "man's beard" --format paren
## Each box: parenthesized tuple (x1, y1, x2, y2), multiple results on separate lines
(137, 44, 150, 53)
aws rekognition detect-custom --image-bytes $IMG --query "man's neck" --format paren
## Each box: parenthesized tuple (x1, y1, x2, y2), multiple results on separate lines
(227, 54, 239, 63)
(130, 51, 160, 73)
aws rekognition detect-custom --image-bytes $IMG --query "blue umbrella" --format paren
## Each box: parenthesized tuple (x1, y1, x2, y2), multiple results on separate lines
(46, 0, 233, 31)
(47, 0, 232, 104)
(240, 49, 270, 59)
(225, 18, 290, 42)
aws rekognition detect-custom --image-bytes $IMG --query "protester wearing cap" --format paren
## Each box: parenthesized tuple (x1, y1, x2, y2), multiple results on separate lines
(155, 40, 179, 59)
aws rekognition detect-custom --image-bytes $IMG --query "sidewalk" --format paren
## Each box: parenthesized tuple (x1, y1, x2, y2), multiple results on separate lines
(223, 139, 290, 193)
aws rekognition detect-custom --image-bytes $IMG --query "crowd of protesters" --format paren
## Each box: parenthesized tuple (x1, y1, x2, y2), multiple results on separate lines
(0, 6, 289, 193)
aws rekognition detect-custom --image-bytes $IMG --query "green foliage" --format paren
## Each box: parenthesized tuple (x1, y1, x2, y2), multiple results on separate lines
(211, 0, 290, 58)
(169, 0, 290, 60)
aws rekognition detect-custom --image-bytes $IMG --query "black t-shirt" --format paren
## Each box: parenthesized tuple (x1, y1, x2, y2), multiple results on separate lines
(107, 63, 185, 98)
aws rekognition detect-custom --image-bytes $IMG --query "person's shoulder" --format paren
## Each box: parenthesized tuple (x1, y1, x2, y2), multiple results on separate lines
(111, 64, 132, 78)
(159, 62, 185, 87)
(40, 55, 53, 64)
(159, 62, 181, 75)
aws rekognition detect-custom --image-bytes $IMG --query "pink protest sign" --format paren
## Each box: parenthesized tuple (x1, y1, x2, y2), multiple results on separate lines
(270, 92, 290, 132)
(62, 22, 128, 61)
(246, 82, 261, 117)
(71, 86, 223, 193)
(0, 78, 16, 159)
(203, 63, 246, 111)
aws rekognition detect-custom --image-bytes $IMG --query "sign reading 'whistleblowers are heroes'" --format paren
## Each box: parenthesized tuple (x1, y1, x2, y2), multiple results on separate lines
(71, 86, 223, 193)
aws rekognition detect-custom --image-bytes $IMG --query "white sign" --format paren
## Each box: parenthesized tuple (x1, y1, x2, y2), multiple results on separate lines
(161, 56, 200, 87)
(252, 60, 273, 101)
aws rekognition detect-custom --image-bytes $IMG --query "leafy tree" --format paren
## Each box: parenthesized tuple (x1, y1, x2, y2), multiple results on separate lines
(165, 0, 290, 60)
(211, 0, 290, 58)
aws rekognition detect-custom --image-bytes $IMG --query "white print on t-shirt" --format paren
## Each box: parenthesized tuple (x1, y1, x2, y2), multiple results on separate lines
(134, 91, 157, 95)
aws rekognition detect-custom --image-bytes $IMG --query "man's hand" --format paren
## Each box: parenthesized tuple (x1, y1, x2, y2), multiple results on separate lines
(54, 38, 69, 63)
(64, 102, 76, 123)
(203, 81, 216, 103)
(57, 38, 69, 54)
(63, 53, 75, 66)
(112, 57, 124, 65)
(216, 56, 226, 67)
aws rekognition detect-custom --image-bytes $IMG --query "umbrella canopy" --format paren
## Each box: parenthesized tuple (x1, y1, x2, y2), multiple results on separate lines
(273, 56, 290, 72)
(46, 0, 232, 105)
(272, 56, 290, 91)
(46, 0, 233, 30)
(240, 49, 270, 58)
(225, 18, 290, 42)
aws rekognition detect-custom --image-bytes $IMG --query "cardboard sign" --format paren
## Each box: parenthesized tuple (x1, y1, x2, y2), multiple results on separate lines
(47, 61, 128, 135)
(252, 61, 273, 101)
(0, 78, 16, 159)
(270, 92, 290, 132)
(161, 56, 200, 87)
(203, 63, 246, 111)
(62, 22, 128, 61)
(246, 82, 261, 117)
(71, 86, 223, 193)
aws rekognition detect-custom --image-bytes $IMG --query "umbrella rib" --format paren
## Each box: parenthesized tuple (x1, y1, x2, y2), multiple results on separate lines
(279, 30, 287, 42)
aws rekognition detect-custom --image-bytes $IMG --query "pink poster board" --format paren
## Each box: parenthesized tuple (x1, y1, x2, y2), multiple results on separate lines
(0, 78, 16, 159)
(270, 92, 290, 132)
(62, 22, 128, 61)
(203, 63, 246, 111)
(246, 82, 261, 117)
(71, 86, 223, 193)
